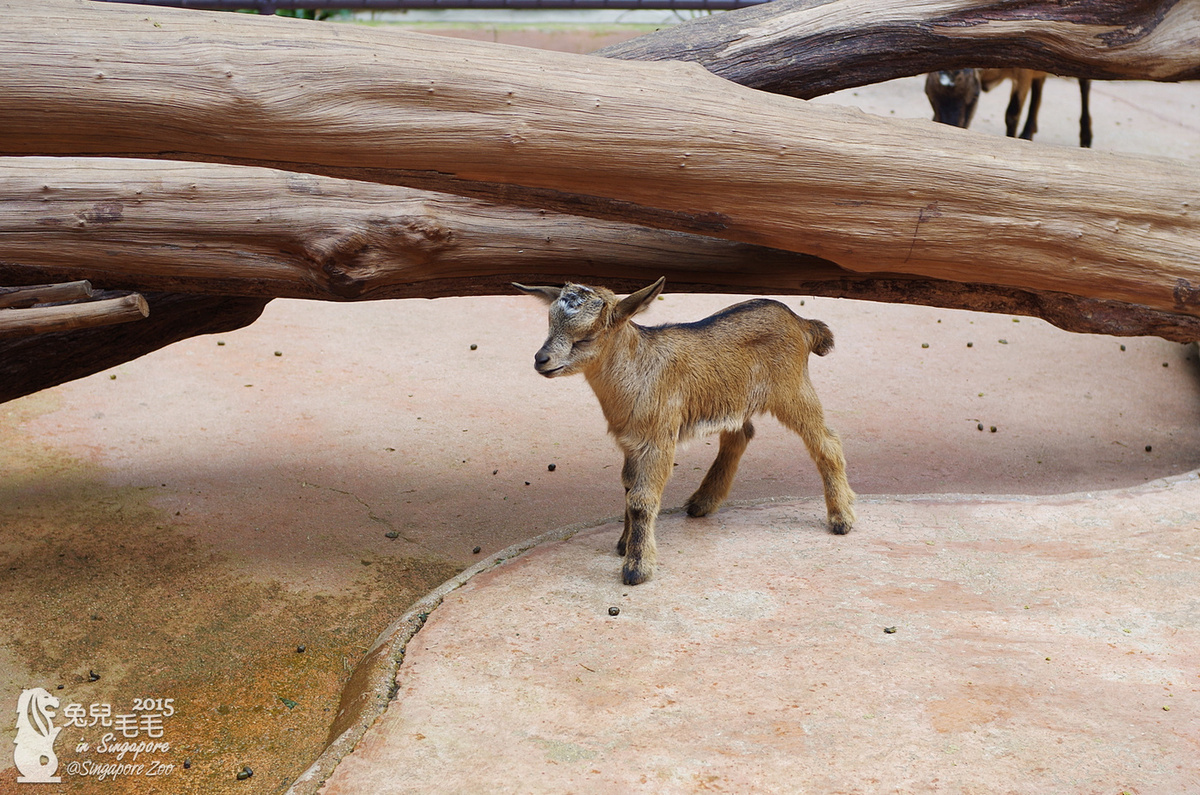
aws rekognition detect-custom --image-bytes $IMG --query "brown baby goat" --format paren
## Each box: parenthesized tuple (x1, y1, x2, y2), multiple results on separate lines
(515, 278, 855, 585)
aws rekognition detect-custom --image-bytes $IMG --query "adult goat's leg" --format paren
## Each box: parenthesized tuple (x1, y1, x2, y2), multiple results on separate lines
(621, 441, 675, 585)
(1003, 85, 1023, 137)
(686, 422, 754, 517)
(1019, 75, 1045, 140)
(1079, 78, 1093, 148)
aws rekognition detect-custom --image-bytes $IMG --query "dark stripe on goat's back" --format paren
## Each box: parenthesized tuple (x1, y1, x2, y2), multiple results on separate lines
(641, 299, 798, 335)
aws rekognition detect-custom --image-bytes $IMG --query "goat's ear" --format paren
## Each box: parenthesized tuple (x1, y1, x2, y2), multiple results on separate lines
(513, 283, 562, 304)
(614, 277, 666, 322)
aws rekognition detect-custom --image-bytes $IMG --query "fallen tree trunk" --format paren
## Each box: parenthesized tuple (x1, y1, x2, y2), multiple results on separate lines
(597, 0, 1200, 99)
(3, 157, 1199, 344)
(0, 157, 841, 302)
(2, 1, 1199, 319)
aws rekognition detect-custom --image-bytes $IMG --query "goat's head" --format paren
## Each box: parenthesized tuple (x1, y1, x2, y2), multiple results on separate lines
(514, 277, 665, 377)
(925, 69, 981, 129)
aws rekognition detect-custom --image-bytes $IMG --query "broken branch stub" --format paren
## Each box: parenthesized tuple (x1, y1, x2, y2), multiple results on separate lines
(0, 292, 149, 339)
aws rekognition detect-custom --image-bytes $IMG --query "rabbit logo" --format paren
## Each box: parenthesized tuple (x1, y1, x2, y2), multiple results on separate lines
(13, 687, 62, 783)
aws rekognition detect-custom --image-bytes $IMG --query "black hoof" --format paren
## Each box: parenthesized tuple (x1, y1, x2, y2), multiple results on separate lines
(621, 559, 653, 585)
(829, 516, 853, 535)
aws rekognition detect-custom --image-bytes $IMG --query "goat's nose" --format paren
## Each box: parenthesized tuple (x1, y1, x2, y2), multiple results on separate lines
(534, 349, 551, 370)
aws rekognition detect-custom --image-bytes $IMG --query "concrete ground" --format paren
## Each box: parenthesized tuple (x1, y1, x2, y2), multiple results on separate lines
(315, 475, 1200, 794)
(2, 20, 1199, 795)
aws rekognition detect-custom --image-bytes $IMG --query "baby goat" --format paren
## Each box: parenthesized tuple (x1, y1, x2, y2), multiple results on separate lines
(515, 278, 856, 585)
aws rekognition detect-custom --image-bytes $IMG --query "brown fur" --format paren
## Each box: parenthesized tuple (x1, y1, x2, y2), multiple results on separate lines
(515, 278, 855, 585)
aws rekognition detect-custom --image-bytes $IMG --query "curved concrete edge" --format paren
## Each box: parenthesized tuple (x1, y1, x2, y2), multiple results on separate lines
(287, 469, 1200, 793)
(285, 511, 627, 795)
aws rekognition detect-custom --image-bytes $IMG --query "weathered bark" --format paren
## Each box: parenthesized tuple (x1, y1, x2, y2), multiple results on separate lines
(3, 158, 1199, 344)
(0, 293, 269, 404)
(1, 1, 1198, 320)
(597, 0, 1200, 99)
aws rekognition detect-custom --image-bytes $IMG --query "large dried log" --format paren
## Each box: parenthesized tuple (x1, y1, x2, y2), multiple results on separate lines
(598, 0, 1200, 99)
(3, 157, 1199, 344)
(1, 1, 1198, 320)
(0, 157, 844, 301)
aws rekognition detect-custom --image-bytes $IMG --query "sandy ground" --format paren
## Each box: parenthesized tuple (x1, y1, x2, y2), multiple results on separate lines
(2, 19, 1199, 795)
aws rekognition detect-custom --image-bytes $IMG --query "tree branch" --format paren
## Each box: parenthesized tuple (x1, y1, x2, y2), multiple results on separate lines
(598, 0, 1200, 99)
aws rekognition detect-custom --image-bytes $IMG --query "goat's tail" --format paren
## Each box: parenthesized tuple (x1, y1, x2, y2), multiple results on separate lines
(807, 319, 835, 357)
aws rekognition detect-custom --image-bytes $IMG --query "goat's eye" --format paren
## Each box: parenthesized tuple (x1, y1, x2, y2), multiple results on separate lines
(572, 338, 594, 351)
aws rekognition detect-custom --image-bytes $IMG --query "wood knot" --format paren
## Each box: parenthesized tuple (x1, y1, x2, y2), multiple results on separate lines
(73, 201, 124, 226)
(309, 217, 453, 299)
(1173, 278, 1200, 311)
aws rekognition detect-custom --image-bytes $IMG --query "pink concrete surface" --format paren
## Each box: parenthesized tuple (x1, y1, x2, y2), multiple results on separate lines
(303, 73, 1200, 791)
(319, 476, 1200, 794)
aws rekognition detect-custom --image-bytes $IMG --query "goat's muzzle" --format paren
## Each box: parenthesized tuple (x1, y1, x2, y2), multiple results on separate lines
(533, 348, 563, 377)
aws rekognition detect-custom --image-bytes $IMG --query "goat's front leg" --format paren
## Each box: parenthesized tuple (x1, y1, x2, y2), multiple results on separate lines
(617, 454, 637, 558)
(618, 441, 675, 585)
(1003, 86, 1023, 138)
(1019, 76, 1044, 140)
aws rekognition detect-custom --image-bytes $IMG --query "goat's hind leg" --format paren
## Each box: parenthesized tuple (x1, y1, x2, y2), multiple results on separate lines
(774, 385, 856, 535)
(686, 421, 754, 517)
